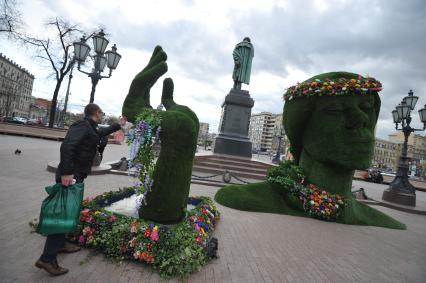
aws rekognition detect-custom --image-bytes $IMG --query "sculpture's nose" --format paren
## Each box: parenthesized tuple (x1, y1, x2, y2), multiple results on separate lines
(345, 107, 368, 129)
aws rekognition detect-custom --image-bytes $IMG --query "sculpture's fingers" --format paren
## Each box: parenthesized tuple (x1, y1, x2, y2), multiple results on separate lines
(148, 46, 163, 64)
(145, 49, 167, 70)
(161, 78, 176, 110)
(133, 46, 166, 77)
(142, 61, 168, 88)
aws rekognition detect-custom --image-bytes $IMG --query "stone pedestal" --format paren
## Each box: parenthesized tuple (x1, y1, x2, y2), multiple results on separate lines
(382, 189, 416, 207)
(382, 164, 416, 206)
(213, 88, 254, 158)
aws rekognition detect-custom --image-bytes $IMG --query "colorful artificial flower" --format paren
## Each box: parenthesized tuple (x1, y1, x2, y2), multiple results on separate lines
(284, 75, 382, 101)
(68, 189, 220, 278)
(150, 226, 159, 241)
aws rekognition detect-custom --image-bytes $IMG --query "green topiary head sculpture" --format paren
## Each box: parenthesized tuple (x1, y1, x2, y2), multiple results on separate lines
(215, 71, 405, 229)
(284, 71, 381, 170)
(282, 71, 405, 228)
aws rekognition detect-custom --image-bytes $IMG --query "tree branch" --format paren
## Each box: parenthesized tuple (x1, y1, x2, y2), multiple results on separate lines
(0, 0, 23, 35)
(41, 39, 60, 80)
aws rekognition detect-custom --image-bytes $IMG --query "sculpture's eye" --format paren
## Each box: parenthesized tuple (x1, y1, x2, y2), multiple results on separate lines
(323, 105, 343, 114)
(360, 102, 373, 112)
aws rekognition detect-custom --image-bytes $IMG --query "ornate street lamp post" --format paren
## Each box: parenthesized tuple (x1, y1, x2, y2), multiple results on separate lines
(73, 30, 121, 103)
(272, 127, 284, 164)
(382, 90, 426, 206)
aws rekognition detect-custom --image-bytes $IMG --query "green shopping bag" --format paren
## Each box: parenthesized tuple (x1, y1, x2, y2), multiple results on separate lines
(37, 182, 84, 235)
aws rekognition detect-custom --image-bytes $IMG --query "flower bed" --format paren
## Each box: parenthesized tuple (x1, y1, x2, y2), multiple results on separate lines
(67, 187, 220, 278)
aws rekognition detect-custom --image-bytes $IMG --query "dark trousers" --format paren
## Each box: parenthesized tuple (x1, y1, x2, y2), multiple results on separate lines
(39, 174, 86, 263)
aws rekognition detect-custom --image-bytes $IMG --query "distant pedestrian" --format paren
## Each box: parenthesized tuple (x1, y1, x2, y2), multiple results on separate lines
(35, 103, 126, 276)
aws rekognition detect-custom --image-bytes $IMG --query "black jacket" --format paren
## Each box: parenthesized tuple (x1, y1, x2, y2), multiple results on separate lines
(57, 118, 121, 176)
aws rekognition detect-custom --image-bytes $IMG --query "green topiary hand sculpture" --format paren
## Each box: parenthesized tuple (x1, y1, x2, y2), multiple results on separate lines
(122, 46, 199, 224)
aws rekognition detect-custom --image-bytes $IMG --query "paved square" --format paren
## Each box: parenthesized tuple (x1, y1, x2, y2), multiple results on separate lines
(0, 135, 425, 282)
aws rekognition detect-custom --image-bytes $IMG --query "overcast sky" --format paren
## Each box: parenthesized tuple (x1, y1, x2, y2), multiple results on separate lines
(1, 0, 426, 138)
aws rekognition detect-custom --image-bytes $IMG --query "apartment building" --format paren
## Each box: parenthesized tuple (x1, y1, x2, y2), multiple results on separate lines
(0, 53, 34, 118)
(372, 137, 399, 171)
(197, 122, 210, 145)
(249, 112, 284, 153)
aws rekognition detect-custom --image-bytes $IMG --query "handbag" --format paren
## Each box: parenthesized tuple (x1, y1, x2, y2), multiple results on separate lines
(37, 182, 84, 235)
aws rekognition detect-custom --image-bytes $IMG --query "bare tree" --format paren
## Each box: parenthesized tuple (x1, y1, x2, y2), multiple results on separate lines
(0, 0, 22, 35)
(22, 18, 83, 127)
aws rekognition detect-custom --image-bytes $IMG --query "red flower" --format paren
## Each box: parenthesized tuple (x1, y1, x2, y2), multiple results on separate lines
(146, 243, 153, 251)
(120, 244, 127, 254)
(109, 214, 117, 223)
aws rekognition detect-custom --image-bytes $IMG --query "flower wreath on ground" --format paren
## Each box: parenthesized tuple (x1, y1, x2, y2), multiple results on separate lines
(67, 109, 221, 278)
(267, 160, 345, 221)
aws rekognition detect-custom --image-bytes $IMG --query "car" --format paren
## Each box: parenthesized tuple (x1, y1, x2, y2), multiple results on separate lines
(366, 169, 384, 183)
(27, 118, 42, 125)
(13, 117, 28, 124)
(381, 172, 396, 177)
(3, 117, 24, 124)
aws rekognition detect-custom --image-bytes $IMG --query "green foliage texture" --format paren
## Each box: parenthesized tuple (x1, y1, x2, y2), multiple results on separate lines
(122, 46, 199, 223)
(215, 71, 406, 229)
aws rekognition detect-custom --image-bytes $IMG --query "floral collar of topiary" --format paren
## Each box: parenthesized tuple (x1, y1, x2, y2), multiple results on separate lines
(127, 108, 162, 208)
(283, 75, 382, 101)
(267, 161, 345, 221)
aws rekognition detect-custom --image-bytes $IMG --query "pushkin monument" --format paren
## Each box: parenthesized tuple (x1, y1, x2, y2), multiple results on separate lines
(213, 37, 255, 158)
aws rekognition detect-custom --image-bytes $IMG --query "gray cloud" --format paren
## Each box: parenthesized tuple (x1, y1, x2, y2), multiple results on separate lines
(11, 0, 426, 137)
(231, 0, 426, 138)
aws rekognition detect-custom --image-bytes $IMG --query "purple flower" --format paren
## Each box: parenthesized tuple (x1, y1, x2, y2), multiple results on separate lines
(79, 235, 85, 244)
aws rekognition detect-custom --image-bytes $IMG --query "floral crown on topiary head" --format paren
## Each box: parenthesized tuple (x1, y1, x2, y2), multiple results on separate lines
(283, 73, 382, 101)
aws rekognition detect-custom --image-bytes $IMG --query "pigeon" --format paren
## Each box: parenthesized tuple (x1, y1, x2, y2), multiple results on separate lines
(14, 149, 21, 155)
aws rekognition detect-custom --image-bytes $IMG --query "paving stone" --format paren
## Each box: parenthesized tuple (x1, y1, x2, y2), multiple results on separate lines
(1, 135, 426, 282)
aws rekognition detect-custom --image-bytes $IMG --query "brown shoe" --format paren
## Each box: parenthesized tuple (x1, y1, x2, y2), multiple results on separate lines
(59, 242, 81, 253)
(35, 259, 69, 276)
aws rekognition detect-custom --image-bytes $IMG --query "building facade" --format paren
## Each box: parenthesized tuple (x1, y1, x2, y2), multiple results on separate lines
(388, 132, 426, 176)
(29, 97, 50, 121)
(197, 122, 210, 145)
(249, 112, 284, 153)
(0, 53, 34, 118)
(372, 137, 399, 171)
